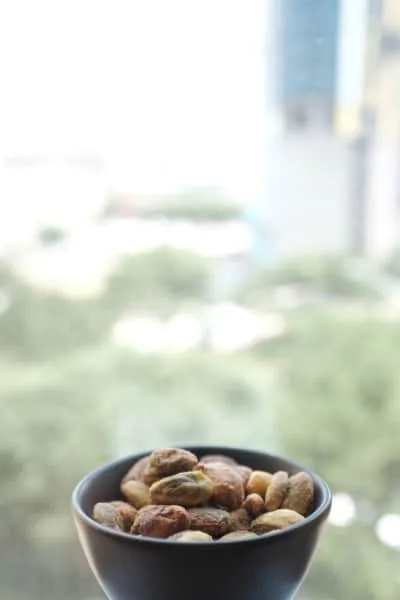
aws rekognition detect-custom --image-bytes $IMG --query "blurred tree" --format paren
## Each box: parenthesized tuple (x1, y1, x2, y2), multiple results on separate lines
(274, 315, 400, 599)
(384, 247, 400, 279)
(38, 226, 67, 246)
(0, 358, 112, 599)
(104, 247, 211, 314)
(239, 256, 381, 307)
(0, 347, 276, 599)
(0, 265, 114, 361)
(141, 187, 240, 221)
(2, 250, 398, 600)
(302, 523, 400, 600)
(0, 249, 211, 361)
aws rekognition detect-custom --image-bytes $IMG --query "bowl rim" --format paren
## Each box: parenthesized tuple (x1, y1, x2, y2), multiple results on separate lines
(72, 445, 332, 548)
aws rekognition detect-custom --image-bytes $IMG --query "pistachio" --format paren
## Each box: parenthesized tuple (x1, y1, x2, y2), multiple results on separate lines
(169, 530, 213, 542)
(246, 470, 273, 497)
(243, 493, 265, 518)
(250, 509, 304, 534)
(236, 465, 253, 487)
(219, 530, 258, 542)
(121, 480, 150, 508)
(282, 472, 314, 516)
(110, 447, 316, 541)
(132, 505, 189, 538)
(149, 471, 213, 507)
(197, 462, 244, 510)
(200, 454, 238, 466)
(122, 456, 149, 484)
(188, 507, 231, 537)
(93, 501, 137, 532)
(229, 508, 252, 532)
(265, 471, 289, 511)
(144, 448, 198, 486)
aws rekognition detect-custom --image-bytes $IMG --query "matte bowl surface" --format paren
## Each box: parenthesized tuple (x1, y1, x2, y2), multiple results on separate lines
(72, 446, 331, 600)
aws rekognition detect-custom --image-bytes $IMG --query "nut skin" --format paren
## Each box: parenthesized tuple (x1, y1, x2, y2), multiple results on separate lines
(219, 530, 258, 542)
(282, 472, 314, 516)
(265, 471, 289, 511)
(93, 501, 137, 532)
(188, 507, 231, 538)
(236, 465, 253, 487)
(122, 456, 149, 484)
(200, 454, 238, 466)
(243, 493, 265, 518)
(149, 471, 213, 507)
(169, 530, 213, 542)
(229, 508, 252, 532)
(102, 449, 313, 543)
(251, 509, 303, 534)
(246, 470, 273, 497)
(121, 480, 150, 508)
(144, 448, 198, 485)
(132, 505, 189, 538)
(197, 462, 244, 510)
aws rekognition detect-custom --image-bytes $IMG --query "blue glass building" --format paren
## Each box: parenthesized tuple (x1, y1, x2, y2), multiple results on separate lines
(278, 0, 340, 127)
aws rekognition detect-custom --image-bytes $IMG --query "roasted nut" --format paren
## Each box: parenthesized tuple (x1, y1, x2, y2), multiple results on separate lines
(121, 480, 150, 508)
(169, 530, 213, 542)
(122, 456, 149, 484)
(93, 501, 137, 532)
(243, 493, 265, 518)
(188, 507, 231, 537)
(198, 462, 244, 509)
(144, 448, 198, 485)
(132, 505, 189, 538)
(229, 508, 252, 532)
(250, 509, 304, 534)
(282, 472, 314, 516)
(112, 447, 315, 542)
(236, 465, 253, 487)
(200, 454, 237, 466)
(149, 471, 213, 507)
(265, 471, 289, 511)
(246, 470, 273, 497)
(219, 530, 258, 542)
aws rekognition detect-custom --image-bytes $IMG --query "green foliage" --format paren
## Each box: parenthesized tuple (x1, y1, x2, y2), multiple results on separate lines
(38, 227, 67, 245)
(0, 267, 113, 361)
(142, 188, 241, 221)
(303, 523, 400, 600)
(1, 251, 399, 599)
(104, 247, 211, 314)
(0, 249, 211, 361)
(384, 248, 400, 279)
(0, 341, 276, 599)
(240, 256, 381, 307)
(275, 316, 400, 504)
(0, 356, 112, 599)
(274, 314, 400, 599)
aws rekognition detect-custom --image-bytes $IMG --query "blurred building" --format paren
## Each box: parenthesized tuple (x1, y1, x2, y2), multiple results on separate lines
(363, 0, 400, 258)
(258, 0, 400, 262)
(334, 0, 400, 259)
(279, 0, 340, 131)
(258, 0, 350, 262)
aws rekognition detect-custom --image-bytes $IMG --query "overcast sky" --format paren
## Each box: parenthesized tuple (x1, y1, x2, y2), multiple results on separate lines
(0, 0, 267, 200)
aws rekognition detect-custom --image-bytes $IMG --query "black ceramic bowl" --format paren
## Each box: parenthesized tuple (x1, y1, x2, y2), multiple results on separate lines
(72, 446, 331, 600)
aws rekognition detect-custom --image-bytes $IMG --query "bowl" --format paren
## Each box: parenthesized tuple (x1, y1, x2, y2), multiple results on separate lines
(72, 445, 331, 600)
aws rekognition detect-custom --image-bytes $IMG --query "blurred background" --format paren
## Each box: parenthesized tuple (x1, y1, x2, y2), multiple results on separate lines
(0, 0, 400, 598)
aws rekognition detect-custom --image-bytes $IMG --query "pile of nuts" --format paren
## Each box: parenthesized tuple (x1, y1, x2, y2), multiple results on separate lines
(92, 448, 314, 542)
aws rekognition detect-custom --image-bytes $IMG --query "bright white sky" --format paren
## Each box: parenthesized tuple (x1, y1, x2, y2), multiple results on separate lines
(0, 0, 267, 204)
